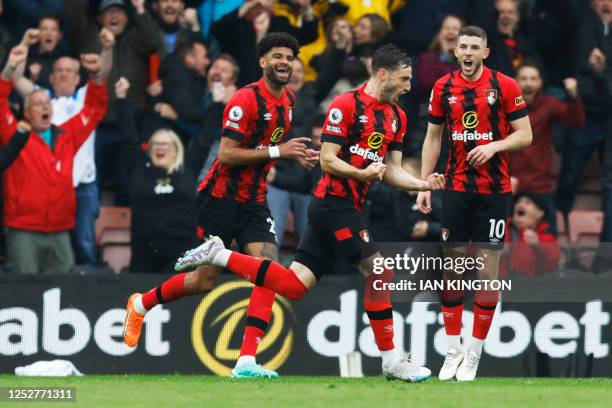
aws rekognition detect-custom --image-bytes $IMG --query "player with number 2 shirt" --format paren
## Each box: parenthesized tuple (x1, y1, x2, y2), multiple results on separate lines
(123, 32, 318, 379)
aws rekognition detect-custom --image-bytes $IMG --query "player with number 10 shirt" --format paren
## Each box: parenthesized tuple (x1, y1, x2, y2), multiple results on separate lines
(418, 25, 533, 383)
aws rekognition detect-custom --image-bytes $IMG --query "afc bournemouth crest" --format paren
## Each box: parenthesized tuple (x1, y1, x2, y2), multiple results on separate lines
(441, 228, 449, 242)
(359, 229, 370, 243)
(485, 89, 498, 105)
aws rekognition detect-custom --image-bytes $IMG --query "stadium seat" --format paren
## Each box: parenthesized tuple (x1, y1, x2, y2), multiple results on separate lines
(101, 245, 131, 274)
(96, 207, 132, 273)
(572, 193, 601, 211)
(568, 210, 603, 270)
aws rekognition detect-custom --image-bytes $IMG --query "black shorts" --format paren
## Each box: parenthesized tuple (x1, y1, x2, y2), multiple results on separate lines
(195, 191, 277, 248)
(294, 196, 378, 280)
(441, 190, 511, 250)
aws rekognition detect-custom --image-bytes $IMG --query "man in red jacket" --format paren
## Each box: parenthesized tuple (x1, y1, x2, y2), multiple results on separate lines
(502, 192, 560, 277)
(509, 62, 585, 233)
(0, 44, 109, 274)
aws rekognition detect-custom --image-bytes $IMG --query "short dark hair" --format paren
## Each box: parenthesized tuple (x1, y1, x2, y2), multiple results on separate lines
(175, 39, 207, 61)
(214, 53, 240, 80)
(371, 44, 412, 73)
(516, 60, 542, 76)
(514, 192, 548, 217)
(257, 32, 300, 58)
(38, 14, 62, 31)
(458, 25, 488, 46)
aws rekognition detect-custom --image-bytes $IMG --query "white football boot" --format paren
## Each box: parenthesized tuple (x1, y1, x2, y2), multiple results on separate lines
(175, 235, 225, 271)
(455, 350, 481, 382)
(382, 352, 431, 383)
(438, 347, 464, 381)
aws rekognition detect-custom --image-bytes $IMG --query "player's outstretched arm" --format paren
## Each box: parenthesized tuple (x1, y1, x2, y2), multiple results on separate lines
(320, 142, 385, 182)
(383, 150, 444, 191)
(218, 136, 310, 167)
(466, 115, 532, 167)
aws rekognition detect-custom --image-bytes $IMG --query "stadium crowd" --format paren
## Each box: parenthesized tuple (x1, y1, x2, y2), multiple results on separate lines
(0, 0, 610, 276)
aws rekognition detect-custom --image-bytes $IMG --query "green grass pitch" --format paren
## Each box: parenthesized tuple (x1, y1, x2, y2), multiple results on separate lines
(1, 375, 611, 408)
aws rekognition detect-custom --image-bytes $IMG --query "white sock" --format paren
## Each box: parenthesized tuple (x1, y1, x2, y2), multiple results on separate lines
(133, 295, 147, 315)
(468, 337, 485, 356)
(447, 335, 461, 352)
(213, 248, 232, 267)
(236, 355, 256, 367)
(381, 348, 400, 368)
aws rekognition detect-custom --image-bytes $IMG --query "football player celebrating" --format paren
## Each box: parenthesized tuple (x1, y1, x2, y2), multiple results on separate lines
(176, 44, 444, 382)
(122, 32, 318, 379)
(418, 26, 532, 381)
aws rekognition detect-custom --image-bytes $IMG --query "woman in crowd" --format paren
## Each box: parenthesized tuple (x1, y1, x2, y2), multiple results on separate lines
(416, 14, 464, 97)
(115, 77, 208, 274)
(353, 13, 388, 49)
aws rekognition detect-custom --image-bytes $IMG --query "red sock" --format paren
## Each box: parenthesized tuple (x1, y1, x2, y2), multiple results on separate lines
(226, 252, 308, 300)
(364, 300, 395, 351)
(240, 286, 275, 357)
(141, 273, 187, 310)
(472, 290, 499, 340)
(440, 289, 464, 335)
(364, 271, 395, 351)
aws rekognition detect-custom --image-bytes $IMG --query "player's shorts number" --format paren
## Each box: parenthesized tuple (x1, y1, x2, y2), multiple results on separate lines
(488, 219, 506, 240)
(267, 217, 277, 237)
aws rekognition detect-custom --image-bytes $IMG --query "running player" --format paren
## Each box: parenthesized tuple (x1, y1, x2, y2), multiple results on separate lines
(417, 25, 532, 381)
(122, 32, 318, 378)
(175, 44, 445, 382)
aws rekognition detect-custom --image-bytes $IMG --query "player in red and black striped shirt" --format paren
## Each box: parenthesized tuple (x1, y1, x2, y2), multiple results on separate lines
(176, 45, 445, 382)
(123, 33, 318, 379)
(418, 26, 533, 382)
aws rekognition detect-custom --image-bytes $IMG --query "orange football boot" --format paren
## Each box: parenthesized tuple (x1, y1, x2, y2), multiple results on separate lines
(123, 293, 145, 347)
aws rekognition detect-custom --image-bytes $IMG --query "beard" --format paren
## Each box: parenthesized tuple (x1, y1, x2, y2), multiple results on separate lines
(265, 64, 292, 87)
(381, 82, 401, 104)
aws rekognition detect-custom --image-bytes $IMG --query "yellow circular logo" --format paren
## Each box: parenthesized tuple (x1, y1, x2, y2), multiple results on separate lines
(367, 132, 385, 149)
(191, 281, 295, 376)
(461, 111, 479, 129)
(270, 127, 285, 143)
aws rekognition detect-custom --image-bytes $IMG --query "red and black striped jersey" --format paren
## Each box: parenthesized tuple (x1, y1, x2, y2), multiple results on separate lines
(198, 78, 295, 203)
(313, 83, 407, 212)
(428, 66, 527, 194)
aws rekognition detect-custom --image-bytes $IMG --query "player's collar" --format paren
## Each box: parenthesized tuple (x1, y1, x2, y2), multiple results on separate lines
(257, 78, 285, 101)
